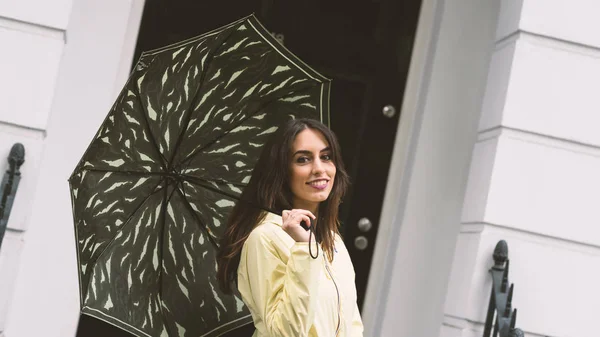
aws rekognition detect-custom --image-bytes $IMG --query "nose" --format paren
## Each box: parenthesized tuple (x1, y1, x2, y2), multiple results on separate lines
(312, 157, 325, 175)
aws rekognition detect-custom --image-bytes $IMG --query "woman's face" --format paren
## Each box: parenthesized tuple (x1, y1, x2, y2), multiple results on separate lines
(288, 128, 337, 213)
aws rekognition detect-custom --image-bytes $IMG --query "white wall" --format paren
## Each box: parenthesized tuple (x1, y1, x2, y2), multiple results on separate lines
(0, 1, 71, 334)
(442, 1, 600, 336)
(1, 0, 144, 336)
(0, 0, 71, 30)
(362, 0, 500, 336)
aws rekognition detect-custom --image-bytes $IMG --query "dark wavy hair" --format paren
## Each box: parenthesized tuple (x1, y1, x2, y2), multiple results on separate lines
(216, 118, 350, 294)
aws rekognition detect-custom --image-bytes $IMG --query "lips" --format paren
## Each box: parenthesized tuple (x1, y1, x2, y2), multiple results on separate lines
(307, 179, 329, 190)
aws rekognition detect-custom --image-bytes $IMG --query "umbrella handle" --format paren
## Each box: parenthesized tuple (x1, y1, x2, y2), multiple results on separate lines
(300, 217, 319, 259)
(300, 218, 311, 231)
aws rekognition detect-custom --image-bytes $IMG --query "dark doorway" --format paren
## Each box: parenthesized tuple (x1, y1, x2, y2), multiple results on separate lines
(134, 0, 422, 318)
(78, 1, 421, 336)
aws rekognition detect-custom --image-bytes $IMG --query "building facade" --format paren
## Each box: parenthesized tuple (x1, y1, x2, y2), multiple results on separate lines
(0, 1, 595, 336)
(442, 1, 600, 336)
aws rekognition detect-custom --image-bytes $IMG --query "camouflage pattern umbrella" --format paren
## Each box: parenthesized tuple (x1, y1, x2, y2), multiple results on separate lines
(69, 15, 330, 337)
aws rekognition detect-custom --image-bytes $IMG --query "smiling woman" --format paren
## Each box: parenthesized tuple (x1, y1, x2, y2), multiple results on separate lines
(288, 128, 337, 214)
(217, 118, 362, 336)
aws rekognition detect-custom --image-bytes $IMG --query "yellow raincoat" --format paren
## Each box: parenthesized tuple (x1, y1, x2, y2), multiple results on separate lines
(237, 212, 364, 337)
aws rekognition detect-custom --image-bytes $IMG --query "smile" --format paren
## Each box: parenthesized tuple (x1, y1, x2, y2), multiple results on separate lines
(307, 179, 329, 189)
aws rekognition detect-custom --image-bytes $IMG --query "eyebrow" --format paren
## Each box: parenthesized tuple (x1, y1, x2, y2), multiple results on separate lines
(292, 147, 331, 157)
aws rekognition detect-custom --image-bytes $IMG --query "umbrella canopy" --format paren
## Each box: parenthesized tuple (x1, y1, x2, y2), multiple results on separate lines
(69, 14, 330, 337)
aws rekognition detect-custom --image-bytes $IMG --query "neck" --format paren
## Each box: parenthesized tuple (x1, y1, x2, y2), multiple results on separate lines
(292, 199, 319, 216)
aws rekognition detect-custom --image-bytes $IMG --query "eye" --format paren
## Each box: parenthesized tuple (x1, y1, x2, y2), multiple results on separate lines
(321, 154, 332, 161)
(296, 156, 310, 164)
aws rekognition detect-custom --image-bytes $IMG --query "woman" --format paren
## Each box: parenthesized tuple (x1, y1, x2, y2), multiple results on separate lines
(217, 118, 363, 336)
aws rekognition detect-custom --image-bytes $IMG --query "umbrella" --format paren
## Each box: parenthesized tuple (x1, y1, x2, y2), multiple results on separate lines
(69, 14, 330, 337)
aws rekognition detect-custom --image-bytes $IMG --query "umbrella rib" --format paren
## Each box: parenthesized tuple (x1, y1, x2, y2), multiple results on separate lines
(134, 82, 170, 171)
(79, 168, 170, 177)
(174, 187, 221, 249)
(88, 179, 167, 263)
(167, 22, 243, 171)
(83, 178, 167, 303)
(157, 183, 179, 337)
(183, 176, 243, 203)
(78, 168, 247, 188)
(182, 175, 274, 215)
(177, 84, 318, 168)
(181, 175, 246, 188)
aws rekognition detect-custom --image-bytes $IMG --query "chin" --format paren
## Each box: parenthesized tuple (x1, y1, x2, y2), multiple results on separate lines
(294, 188, 333, 207)
(309, 192, 331, 202)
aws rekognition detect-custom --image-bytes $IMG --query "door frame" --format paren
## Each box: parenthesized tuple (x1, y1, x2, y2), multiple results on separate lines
(115, 1, 501, 336)
(361, 0, 500, 336)
(114, 0, 147, 98)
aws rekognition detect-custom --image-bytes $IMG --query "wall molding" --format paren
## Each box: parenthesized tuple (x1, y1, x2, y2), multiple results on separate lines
(0, 15, 65, 42)
(477, 126, 600, 158)
(0, 121, 46, 138)
(461, 222, 600, 255)
(495, 29, 600, 56)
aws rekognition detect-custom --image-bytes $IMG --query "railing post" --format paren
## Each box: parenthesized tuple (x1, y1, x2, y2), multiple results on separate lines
(483, 240, 524, 337)
(0, 143, 25, 252)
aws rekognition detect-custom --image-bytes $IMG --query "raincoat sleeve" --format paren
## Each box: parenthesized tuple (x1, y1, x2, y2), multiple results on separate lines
(350, 302, 364, 336)
(240, 228, 322, 336)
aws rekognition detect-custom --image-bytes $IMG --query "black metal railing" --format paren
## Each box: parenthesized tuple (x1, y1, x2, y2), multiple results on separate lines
(0, 143, 25, 252)
(483, 240, 524, 337)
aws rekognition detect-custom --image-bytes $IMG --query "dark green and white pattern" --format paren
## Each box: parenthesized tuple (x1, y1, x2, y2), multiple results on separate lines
(69, 15, 330, 337)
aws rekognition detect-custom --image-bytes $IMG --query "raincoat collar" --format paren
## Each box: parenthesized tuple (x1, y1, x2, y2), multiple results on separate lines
(263, 211, 283, 227)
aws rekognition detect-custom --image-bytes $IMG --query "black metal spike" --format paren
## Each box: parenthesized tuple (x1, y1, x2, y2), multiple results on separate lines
(504, 283, 514, 317)
(501, 259, 510, 292)
(483, 287, 495, 337)
(510, 308, 518, 329)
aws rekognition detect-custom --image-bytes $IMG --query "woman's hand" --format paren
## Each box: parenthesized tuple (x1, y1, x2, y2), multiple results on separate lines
(281, 209, 316, 242)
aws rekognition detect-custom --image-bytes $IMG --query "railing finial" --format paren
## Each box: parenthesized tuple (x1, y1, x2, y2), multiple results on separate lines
(8, 143, 25, 168)
(483, 240, 522, 337)
(0, 143, 26, 252)
(493, 240, 508, 270)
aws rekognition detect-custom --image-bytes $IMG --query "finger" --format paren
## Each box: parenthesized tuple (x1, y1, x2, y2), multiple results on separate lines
(292, 209, 316, 219)
(282, 210, 290, 220)
(299, 215, 312, 228)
